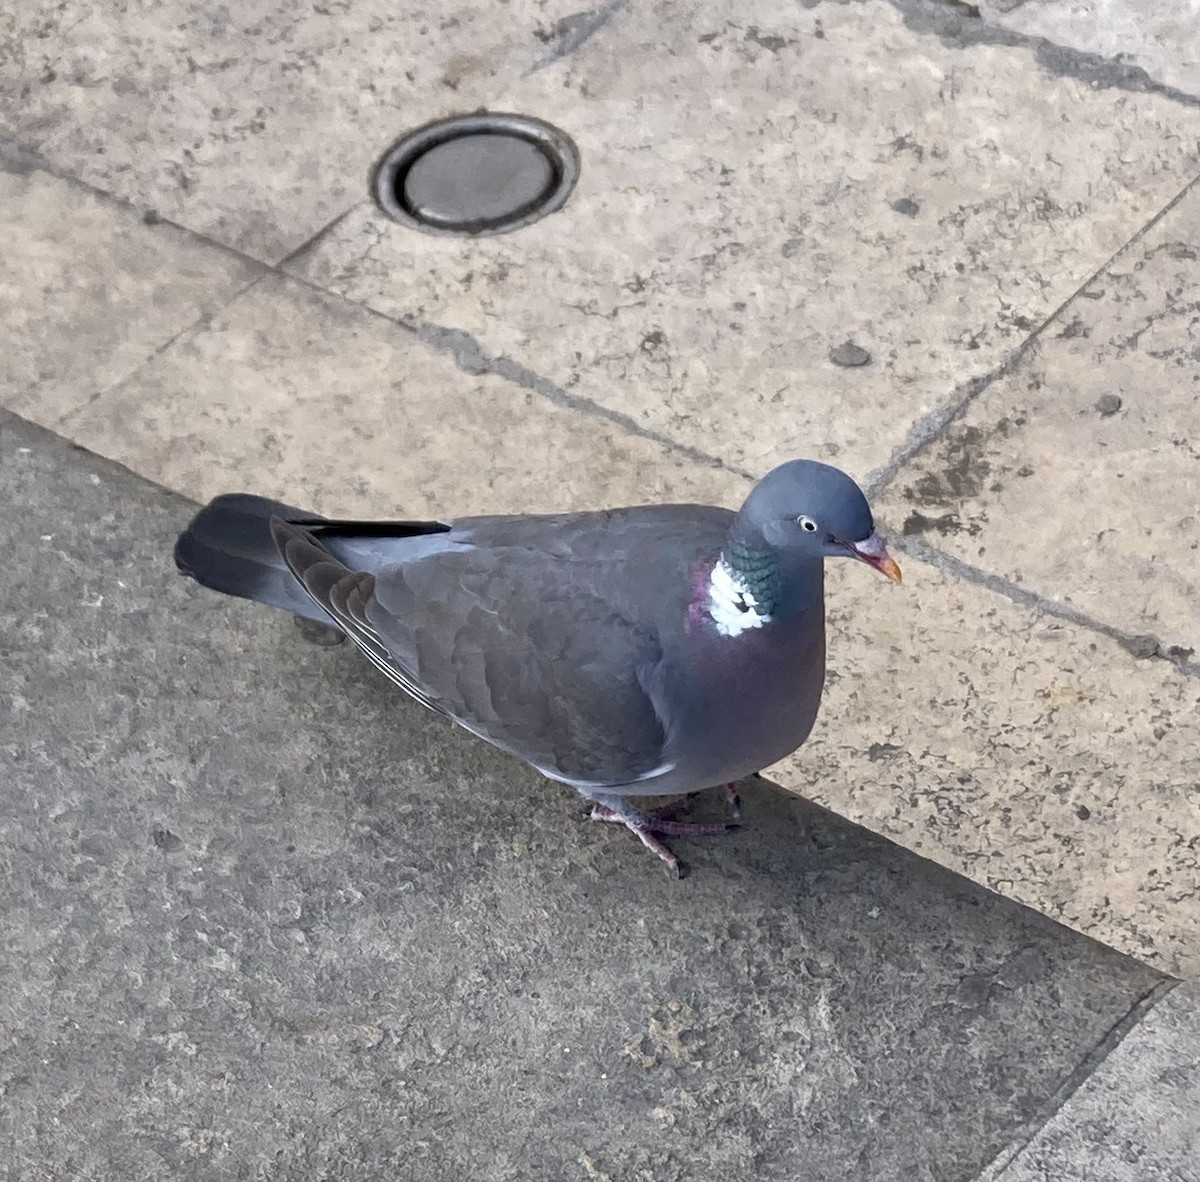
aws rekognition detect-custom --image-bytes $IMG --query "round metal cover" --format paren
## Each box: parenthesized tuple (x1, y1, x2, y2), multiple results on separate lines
(372, 113, 579, 237)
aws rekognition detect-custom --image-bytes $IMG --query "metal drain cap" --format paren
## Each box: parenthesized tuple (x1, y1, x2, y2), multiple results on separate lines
(404, 134, 554, 229)
(373, 113, 580, 237)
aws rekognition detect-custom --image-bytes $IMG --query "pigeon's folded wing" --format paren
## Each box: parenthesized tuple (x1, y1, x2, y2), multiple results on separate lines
(271, 517, 672, 789)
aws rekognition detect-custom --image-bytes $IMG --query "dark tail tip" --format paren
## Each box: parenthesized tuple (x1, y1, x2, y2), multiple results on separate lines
(175, 493, 329, 621)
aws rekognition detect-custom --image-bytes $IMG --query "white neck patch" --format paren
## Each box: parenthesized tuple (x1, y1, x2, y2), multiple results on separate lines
(707, 558, 772, 637)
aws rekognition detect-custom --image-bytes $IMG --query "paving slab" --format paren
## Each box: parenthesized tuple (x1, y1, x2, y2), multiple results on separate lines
(0, 166, 260, 419)
(288, 0, 1200, 481)
(985, 983, 1200, 1182)
(0, 0, 618, 261)
(771, 556, 1200, 979)
(50, 268, 743, 519)
(0, 405, 1167, 1182)
(878, 183, 1200, 654)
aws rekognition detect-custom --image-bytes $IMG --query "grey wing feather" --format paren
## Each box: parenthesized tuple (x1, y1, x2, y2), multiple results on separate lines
(271, 518, 442, 712)
(271, 517, 673, 786)
(367, 556, 672, 785)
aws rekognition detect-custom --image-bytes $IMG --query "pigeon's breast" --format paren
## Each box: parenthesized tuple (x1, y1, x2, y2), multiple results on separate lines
(669, 602, 827, 788)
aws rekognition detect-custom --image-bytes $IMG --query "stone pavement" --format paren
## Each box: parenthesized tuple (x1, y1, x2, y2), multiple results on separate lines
(984, 983, 1200, 1182)
(2, 0, 1200, 1177)
(2, 0, 1197, 979)
(0, 404, 1189, 1182)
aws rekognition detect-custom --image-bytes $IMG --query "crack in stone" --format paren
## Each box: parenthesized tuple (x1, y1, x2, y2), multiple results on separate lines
(405, 319, 758, 481)
(527, 0, 630, 74)
(867, 172, 1200, 498)
(894, 534, 1200, 679)
(892, 0, 1200, 107)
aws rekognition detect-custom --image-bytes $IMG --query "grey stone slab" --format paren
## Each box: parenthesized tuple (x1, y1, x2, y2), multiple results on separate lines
(986, 983, 1200, 1182)
(0, 409, 1165, 1180)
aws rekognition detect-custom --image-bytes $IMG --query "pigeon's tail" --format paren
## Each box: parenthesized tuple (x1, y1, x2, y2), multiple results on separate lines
(174, 493, 332, 624)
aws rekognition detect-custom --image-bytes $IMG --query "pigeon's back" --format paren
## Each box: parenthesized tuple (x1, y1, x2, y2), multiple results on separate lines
(355, 503, 826, 796)
(350, 504, 740, 789)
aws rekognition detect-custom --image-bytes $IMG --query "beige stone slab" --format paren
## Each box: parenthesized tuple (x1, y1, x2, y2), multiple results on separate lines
(0, 166, 259, 418)
(981, 0, 1200, 98)
(0, 0, 614, 262)
(54, 271, 744, 519)
(879, 185, 1200, 652)
(768, 556, 1200, 979)
(289, 0, 1200, 483)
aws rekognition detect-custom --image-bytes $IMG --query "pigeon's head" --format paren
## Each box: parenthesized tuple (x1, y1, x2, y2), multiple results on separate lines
(740, 460, 902, 583)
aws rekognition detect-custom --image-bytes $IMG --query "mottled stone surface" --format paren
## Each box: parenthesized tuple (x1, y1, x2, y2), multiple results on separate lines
(54, 270, 743, 519)
(987, 984, 1200, 1182)
(770, 556, 1200, 978)
(289, 0, 1200, 481)
(0, 0, 611, 261)
(979, 0, 1200, 98)
(0, 407, 1165, 1182)
(879, 184, 1200, 654)
(3, 0, 1200, 981)
(0, 167, 259, 416)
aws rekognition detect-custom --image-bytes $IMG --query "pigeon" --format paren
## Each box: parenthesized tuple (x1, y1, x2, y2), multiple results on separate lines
(174, 460, 900, 875)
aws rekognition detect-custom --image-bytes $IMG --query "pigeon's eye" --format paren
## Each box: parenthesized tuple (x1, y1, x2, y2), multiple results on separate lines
(797, 515, 819, 533)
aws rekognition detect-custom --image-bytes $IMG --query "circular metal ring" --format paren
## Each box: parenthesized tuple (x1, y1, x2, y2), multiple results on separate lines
(371, 112, 580, 237)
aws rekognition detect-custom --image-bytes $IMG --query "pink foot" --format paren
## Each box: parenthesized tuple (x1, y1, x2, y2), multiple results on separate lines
(587, 798, 741, 878)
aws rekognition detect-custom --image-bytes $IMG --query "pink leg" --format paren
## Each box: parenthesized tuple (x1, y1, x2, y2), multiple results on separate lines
(589, 804, 736, 838)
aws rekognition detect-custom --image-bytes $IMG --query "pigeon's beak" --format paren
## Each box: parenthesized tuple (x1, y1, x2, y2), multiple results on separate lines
(843, 533, 903, 584)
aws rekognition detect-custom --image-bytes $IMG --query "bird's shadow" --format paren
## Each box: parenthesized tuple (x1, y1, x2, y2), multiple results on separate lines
(275, 616, 1082, 951)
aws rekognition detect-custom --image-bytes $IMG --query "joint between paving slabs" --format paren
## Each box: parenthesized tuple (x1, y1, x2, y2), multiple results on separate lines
(57, 270, 273, 428)
(895, 534, 1200, 680)
(974, 976, 1181, 1181)
(272, 253, 760, 483)
(401, 316, 759, 481)
(867, 169, 1200, 502)
(865, 170, 1200, 675)
(0, 136, 144, 216)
